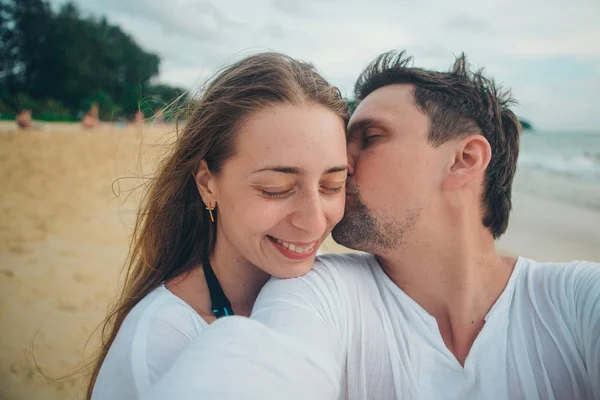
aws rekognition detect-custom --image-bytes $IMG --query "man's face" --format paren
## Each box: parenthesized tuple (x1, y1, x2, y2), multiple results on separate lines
(332, 84, 447, 255)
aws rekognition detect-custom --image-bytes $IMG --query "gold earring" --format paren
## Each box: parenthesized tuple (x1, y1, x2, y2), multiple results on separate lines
(206, 204, 215, 222)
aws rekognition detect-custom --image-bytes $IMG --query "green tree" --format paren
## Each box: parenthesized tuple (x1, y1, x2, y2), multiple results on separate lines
(0, 0, 182, 121)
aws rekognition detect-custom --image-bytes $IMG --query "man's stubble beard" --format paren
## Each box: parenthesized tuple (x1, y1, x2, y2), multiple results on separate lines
(332, 182, 423, 255)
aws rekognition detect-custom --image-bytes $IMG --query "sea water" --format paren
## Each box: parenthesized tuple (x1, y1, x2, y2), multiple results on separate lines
(518, 131, 600, 183)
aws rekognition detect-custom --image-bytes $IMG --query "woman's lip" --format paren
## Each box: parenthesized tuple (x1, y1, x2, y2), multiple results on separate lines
(267, 235, 318, 247)
(267, 236, 318, 260)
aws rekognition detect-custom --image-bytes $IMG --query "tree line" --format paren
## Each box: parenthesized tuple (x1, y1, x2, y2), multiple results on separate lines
(0, 0, 187, 121)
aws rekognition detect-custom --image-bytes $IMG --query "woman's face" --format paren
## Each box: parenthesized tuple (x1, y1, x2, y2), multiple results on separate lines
(209, 103, 347, 279)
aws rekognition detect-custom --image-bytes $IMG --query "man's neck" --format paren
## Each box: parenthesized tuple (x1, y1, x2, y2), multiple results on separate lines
(377, 222, 516, 365)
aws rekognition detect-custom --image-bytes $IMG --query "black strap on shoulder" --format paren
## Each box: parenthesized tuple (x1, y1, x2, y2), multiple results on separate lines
(202, 254, 234, 318)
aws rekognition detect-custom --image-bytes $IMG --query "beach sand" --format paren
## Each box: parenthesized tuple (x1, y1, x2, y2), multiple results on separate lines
(498, 168, 600, 262)
(1, 122, 599, 400)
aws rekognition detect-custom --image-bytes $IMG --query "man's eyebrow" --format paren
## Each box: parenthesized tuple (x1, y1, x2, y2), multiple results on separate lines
(347, 118, 377, 138)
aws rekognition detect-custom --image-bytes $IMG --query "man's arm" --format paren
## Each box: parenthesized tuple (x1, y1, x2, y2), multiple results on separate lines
(143, 316, 341, 400)
(572, 261, 600, 397)
(251, 259, 348, 354)
(144, 258, 350, 399)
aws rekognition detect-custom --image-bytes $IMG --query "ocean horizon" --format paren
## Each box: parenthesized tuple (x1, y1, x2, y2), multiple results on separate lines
(518, 130, 600, 183)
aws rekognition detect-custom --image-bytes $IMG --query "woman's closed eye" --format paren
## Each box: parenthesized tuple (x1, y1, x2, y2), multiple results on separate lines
(257, 181, 345, 199)
(320, 182, 345, 194)
(259, 187, 294, 199)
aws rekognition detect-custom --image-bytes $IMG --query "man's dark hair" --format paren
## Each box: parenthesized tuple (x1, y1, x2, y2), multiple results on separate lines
(354, 50, 521, 239)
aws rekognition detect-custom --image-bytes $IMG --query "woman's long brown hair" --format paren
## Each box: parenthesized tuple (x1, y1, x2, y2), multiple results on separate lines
(85, 52, 349, 399)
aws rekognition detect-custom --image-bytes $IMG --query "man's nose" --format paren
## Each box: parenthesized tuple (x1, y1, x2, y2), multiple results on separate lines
(346, 146, 357, 177)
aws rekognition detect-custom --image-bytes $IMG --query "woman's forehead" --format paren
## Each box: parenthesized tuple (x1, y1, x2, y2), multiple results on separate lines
(225, 105, 347, 174)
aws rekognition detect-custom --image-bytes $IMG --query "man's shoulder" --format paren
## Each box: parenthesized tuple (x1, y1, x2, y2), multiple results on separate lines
(315, 252, 375, 272)
(516, 257, 600, 302)
(520, 257, 600, 280)
(305, 252, 379, 284)
(261, 252, 378, 303)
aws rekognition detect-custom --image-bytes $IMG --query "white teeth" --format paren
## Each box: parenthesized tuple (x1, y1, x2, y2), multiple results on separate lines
(274, 238, 315, 254)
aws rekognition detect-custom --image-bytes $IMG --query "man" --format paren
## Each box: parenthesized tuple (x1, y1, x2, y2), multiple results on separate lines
(16, 109, 33, 129)
(146, 51, 599, 399)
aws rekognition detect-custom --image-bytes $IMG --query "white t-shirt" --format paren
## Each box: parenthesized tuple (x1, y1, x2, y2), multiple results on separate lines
(146, 254, 600, 400)
(92, 284, 208, 400)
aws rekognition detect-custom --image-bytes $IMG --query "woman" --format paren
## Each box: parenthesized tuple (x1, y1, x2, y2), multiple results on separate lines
(89, 52, 349, 399)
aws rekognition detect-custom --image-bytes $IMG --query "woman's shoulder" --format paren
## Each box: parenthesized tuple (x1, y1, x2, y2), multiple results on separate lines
(125, 284, 207, 330)
(119, 285, 208, 346)
(95, 285, 208, 397)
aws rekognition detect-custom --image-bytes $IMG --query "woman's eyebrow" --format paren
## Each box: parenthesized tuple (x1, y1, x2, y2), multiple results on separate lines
(324, 166, 348, 174)
(251, 166, 302, 175)
(251, 165, 347, 176)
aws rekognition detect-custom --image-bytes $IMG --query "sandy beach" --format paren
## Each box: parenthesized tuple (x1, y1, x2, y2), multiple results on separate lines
(499, 168, 600, 262)
(1, 122, 599, 400)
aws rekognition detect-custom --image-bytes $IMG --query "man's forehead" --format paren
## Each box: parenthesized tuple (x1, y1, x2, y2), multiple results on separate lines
(357, 84, 414, 110)
(349, 84, 415, 129)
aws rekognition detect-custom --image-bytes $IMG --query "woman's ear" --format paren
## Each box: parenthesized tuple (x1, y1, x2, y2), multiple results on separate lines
(194, 160, 218, 206)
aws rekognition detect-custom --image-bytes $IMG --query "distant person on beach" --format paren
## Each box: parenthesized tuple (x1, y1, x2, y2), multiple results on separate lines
(131, 110, 144, 126)
(16, 109, 33, 129)
(147, 51, 600, 400)
(153, 109, 165, 124)
(82, 103, 100, 129)
(88, 53, 349, 400)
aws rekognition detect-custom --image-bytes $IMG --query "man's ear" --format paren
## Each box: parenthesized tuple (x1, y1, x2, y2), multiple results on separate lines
(194, 159, 218, 206)
(443, 135, 491, 191)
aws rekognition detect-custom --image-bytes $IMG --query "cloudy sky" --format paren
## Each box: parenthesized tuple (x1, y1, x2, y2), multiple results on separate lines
(50, 0, 600, 131)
